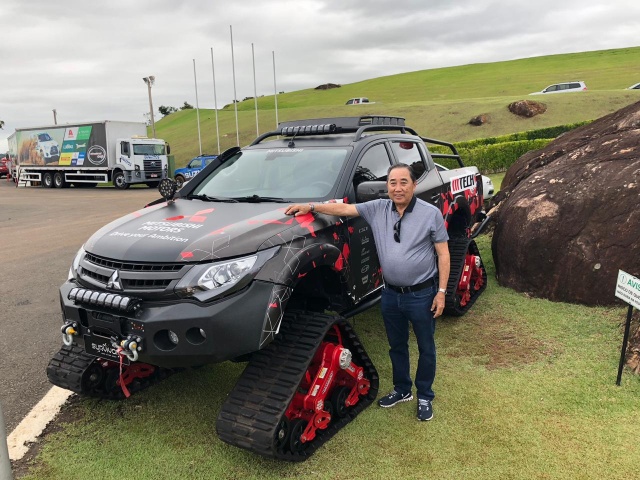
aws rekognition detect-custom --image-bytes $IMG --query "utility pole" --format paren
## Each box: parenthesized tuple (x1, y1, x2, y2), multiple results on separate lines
(142, 76, 156, 138)
(52, 109, 57, 125)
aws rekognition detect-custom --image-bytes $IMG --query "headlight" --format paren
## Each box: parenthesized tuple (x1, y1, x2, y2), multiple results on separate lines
(68, 246, 86, 280)
(174, 246, 280, 301)
(198, 256, 257, 290)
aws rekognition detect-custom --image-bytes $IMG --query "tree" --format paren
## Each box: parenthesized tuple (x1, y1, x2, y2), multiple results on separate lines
(180, 101, 194, 110)
(159, 105, 178, 117)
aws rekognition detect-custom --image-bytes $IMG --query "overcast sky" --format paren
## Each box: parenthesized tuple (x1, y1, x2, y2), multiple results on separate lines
(1, 0, 639, 152)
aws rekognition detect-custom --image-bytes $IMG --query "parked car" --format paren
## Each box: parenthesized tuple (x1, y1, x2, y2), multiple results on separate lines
(174, 154, 218, 188)
(627, 82, 640, 90)
(0, 157, 9, 178)
(530, 81, 587, 95)
(345, 97, 372, 105)
(435, 163, 494, 201)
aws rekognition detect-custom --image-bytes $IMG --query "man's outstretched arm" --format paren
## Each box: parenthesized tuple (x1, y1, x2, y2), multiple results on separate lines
(285, 202, 359, 217)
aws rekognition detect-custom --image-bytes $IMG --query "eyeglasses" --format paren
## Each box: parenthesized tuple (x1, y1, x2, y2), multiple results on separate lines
(393, 218, 402, 243)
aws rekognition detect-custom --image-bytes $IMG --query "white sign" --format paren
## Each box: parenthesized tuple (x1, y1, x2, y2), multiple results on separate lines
(615, 270, 640, 310)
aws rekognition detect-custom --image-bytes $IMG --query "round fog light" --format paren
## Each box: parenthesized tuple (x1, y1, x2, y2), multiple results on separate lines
(168, 330, 179, 345)
(186, 327, 207, 345)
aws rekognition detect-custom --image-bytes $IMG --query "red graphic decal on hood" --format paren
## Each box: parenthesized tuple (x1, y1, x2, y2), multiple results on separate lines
(166, 208, 215, 223)
(180, 251, 194, 259)
(294, 213, 316, 237)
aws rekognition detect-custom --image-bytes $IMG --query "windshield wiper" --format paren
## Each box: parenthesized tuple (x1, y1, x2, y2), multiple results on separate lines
(186, 194, 239, 203)
(232, 195, 288, 203)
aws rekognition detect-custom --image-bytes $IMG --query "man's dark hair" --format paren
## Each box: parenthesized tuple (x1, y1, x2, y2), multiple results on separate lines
(387, 163, 417, 182)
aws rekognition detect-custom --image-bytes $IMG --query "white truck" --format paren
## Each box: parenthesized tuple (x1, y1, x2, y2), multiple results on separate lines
(7, 120, 170, 189)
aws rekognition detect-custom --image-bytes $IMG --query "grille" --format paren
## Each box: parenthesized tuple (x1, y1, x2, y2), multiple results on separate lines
(85, 253, 182, 272)
(80, 253, 187, 294)
(144, 159, 163, 172)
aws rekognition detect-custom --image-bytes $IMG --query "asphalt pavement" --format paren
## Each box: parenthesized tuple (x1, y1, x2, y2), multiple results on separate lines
(0, 180, 159, 432)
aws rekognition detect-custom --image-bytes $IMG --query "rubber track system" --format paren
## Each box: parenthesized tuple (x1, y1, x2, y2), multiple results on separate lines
(216, 310, 379, 461)
(444, 238, 487, 316)
(46, 344, 172, 400)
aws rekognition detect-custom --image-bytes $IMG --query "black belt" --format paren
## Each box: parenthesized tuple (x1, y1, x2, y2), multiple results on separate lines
(385, 276, 436, 294)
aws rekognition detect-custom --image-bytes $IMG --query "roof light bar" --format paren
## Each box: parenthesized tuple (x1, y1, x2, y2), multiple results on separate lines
(280, 124, 336, 136)
(68, 287, 140, 312)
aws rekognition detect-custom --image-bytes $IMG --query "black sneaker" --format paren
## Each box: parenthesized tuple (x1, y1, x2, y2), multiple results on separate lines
(417, 399, 433, 421)
(378, 390, 413, 408)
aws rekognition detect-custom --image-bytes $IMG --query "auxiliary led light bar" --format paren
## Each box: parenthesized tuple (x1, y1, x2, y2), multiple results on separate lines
(280, 124, 336, 136)
(68, 287, 140, 312)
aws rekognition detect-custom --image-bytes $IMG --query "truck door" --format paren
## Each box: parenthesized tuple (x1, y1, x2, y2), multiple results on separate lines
(346, 142, 392, 301)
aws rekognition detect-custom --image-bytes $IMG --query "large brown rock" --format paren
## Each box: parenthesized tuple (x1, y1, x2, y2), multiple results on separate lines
(491, 101, 640, 305)
(508, 100, 547, 117)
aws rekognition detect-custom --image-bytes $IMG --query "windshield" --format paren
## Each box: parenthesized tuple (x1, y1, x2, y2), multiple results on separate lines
(133, 143, 166, 155)
(38, 133, 53, 142)
(193, 147, 349, 200)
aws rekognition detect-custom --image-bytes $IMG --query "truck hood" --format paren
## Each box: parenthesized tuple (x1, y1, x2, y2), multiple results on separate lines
(84, 198, 309, 263)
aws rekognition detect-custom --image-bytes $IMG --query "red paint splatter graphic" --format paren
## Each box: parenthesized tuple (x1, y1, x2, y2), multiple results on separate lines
(180, 251, 194, 259)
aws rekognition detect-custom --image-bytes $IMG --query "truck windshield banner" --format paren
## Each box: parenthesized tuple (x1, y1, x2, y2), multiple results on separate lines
(15, 123, 108, 167)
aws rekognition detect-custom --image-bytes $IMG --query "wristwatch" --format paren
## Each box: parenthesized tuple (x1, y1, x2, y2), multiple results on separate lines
(437, 288, 446, 294)
(308, 203, 315, 212)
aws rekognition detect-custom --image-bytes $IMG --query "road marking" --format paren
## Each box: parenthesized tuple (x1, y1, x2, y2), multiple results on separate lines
(7, 387, 72, 461)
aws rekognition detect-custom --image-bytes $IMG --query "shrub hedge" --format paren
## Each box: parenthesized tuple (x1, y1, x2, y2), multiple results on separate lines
(429, 121, 590, 173)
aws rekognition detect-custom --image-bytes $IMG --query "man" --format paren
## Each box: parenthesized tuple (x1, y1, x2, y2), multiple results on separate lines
(285, 163, 450, 421)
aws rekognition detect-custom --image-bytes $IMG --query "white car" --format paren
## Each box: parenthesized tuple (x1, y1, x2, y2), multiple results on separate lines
(434, 163, 494, 200)
(345, 97, 374, 105)
(627, 82, 640, 90)
(529, 81, 587, 95)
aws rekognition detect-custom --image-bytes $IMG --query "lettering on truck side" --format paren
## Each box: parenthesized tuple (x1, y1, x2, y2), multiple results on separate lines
(450, 173, 476, 195)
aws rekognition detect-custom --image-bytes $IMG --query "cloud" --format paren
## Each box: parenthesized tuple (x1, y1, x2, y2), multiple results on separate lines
(1, 0, 639, 151)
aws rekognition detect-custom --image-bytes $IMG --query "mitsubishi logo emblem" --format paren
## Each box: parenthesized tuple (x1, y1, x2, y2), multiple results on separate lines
(107, 270, 123, 291)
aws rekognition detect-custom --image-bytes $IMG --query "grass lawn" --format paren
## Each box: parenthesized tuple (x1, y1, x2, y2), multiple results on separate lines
(18, 235, 639, 480)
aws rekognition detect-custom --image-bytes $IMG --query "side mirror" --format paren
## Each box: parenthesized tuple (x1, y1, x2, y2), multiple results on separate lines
(166, 143, 171, 155)
(158, 178, 178, 202)
(356, 181, 388, 203)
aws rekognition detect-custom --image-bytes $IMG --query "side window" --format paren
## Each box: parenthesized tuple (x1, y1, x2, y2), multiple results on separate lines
(120, 141, 130, 156)
(545, 85, 557, 92)
(353, 143, 391, 189)
(389, 141, 427, 179)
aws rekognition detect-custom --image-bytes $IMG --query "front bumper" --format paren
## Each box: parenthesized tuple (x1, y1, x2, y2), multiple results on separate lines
(59, 279, 278, 368)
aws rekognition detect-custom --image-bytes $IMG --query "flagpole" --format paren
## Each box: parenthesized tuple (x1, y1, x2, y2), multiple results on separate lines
(193, 58, 202, 155)
(272, 50, 279, 128)
(252, 43, 259, 136)
(230, 25, 240, 146)
(210, 47, 221, 155)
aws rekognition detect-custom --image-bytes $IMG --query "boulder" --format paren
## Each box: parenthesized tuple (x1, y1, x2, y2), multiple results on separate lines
(315, 83, 341, 90)
(469, 114, 490, 126)
(508, 100, 547, 118)
(491, 100, 640, 305)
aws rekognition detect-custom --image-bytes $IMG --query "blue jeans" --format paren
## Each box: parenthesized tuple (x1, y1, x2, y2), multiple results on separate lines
(381, 285, 437, 401)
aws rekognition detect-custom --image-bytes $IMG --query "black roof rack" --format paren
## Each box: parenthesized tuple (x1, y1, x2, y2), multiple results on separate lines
(250, 116, 418, 145)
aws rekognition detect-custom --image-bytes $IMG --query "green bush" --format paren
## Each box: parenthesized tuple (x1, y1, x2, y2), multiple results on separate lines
(429, 121, 590, 173)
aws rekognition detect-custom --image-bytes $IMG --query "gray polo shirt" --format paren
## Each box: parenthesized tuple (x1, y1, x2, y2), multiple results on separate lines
(355, 196, 448, 287)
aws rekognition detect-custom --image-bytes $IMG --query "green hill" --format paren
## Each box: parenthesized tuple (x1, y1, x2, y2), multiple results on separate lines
(156, 46, 640, 167)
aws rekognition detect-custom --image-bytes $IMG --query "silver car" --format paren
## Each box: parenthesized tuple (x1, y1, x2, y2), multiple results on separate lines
(530, 81, 587, 95)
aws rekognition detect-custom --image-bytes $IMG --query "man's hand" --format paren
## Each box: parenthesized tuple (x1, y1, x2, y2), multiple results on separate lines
(431, 292, 445, 318)
(284, 204, 311, 216)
